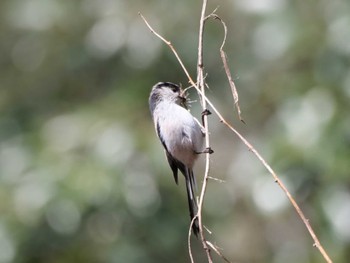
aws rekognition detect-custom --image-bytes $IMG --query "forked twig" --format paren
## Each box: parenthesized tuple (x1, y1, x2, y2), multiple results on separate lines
(139, 7, 333, 263)
(206, 241, 233, 263)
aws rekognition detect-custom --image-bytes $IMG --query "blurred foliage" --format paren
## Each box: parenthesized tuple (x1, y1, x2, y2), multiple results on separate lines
(0, 0, 349, 262)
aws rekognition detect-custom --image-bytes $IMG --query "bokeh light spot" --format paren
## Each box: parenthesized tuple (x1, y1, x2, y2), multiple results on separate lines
(46, 199, 81, 235)
(252, 176, 289, 215)
(85, 16, 126, 59)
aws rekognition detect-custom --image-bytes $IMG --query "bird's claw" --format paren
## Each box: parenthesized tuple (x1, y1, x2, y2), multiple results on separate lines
(201, 109, 212, 126)
(204, 147, 214, 154)
(202, 109, 212, 116)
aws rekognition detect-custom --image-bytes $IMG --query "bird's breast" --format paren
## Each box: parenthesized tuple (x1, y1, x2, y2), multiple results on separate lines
(155, 104, 204, 167)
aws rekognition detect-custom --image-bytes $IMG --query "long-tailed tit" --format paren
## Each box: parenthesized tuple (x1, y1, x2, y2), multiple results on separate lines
(149, 82, 211, 236)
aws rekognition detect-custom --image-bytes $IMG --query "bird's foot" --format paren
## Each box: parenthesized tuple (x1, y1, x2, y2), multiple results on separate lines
(201, 109, 212, 126)
(203, 147, 214, 154)
(196, 147, 214, 154)
(202, 109, 212, 116)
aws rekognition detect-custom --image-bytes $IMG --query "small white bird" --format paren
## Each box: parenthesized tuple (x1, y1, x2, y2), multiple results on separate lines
(149, 82, 211, 236)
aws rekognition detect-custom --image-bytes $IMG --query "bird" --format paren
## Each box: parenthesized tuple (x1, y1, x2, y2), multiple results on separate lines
(149, 81, 208, 236)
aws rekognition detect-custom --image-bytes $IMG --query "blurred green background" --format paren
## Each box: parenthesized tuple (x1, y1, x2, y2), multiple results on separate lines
(0, 0, 349, 262)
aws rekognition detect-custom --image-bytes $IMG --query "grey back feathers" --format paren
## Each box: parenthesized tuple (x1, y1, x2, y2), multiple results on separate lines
(149, 82, 204, 236)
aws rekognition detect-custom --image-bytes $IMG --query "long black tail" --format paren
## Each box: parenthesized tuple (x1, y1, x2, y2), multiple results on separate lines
(185, 168, 199, 236)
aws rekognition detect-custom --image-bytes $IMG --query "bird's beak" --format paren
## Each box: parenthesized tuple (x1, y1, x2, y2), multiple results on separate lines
(178, 91, 188, 109)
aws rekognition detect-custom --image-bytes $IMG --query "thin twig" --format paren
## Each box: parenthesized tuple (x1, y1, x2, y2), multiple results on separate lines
(206, 241, 233, 263)
(205, 14, 244, 122)
(219, 120, 333, 263)
(139, 11, 333, 263)
(196, 1, 214, 262)
(208, 176, 226, 183)
(139, 12, 196, 87)
(188, 216, 196, 263)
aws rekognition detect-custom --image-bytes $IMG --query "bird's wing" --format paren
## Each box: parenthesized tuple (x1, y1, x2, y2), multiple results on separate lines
(165, 151, 181, 184)
(156, 119, 185, 184)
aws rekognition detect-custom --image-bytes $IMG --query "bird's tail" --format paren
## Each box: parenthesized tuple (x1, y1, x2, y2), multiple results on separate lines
(185, 168, 199, 237)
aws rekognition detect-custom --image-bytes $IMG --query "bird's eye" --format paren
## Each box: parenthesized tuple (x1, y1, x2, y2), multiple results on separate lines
(171, 87, 178, 93)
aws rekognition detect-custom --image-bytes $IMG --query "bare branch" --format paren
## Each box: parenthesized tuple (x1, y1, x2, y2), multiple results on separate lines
(196, 0, 214, 262)
(139, 9, 333, 263)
